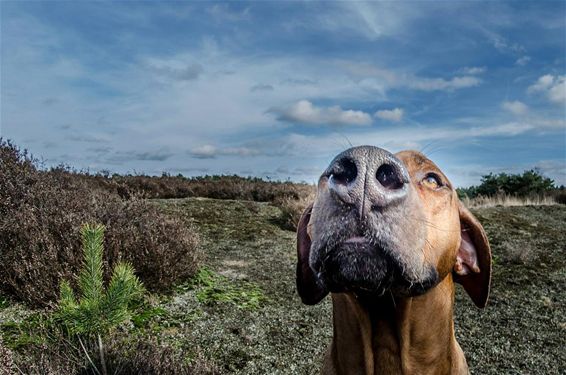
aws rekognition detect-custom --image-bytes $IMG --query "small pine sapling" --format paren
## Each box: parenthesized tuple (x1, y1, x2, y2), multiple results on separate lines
(56, 224, 144, 375)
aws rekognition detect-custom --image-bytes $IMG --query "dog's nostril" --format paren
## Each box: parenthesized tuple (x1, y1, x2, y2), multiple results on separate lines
(376, 164, 404, 190)
(330, 158, 357, 185)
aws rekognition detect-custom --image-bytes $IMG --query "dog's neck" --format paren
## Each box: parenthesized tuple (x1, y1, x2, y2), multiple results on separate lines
(326, 275, 467, 375)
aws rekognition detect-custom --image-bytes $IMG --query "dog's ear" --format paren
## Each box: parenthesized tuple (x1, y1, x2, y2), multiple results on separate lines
(296, 204, 328, 305)
(453, 201, 492, 308)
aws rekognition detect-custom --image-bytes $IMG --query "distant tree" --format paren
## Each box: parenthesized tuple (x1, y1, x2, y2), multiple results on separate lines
(456, 185, 478, 199)
(458, 169, 556, 198)
(474, 173, 503, 196)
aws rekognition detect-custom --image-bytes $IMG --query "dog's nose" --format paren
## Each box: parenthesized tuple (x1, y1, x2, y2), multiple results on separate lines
(376, 162, 406, 191)
(327, 146, 409, 216)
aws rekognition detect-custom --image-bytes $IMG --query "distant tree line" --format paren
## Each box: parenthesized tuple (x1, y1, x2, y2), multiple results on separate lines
(456, 169, 563, 199)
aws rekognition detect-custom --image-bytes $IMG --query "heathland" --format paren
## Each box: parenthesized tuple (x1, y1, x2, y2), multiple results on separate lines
(1, 140, 564, 374)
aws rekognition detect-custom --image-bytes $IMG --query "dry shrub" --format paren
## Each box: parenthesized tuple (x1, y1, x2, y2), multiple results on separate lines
(552, 190, 566, 205)
(12, 335, 219, 375)
(501, 239, 535, 265)
(81, 173, 313, 203)
(0, 139, 200, 307)
(0, 337, 15, 375)
(274, 188, 316, 231)
(462, 193, 559, 208)
(102, 337, 220, 375)
(11, 343, 76, 375)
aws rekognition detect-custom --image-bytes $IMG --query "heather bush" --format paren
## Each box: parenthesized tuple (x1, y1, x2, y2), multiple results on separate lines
(0, 336, 15, 375)
(0, 139, 200, 307)
(11, 334, 219, 375)
(51, 169, 314, 203)
(274, 189, 316, 231)
(107, 174, 313, 203)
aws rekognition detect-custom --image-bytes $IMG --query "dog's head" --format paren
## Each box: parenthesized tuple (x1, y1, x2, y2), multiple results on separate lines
(297, 146, 491, 308)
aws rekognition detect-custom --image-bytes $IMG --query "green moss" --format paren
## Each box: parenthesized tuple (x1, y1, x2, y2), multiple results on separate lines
(180, 267, 267, 310)
(131, 306, 167, 328)
(0, 313, 51, 350)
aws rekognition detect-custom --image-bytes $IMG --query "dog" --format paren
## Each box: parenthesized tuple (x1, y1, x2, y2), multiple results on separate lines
(297, 146, 491, 374)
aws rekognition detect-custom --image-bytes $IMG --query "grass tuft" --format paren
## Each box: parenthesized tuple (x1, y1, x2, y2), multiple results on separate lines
(462, 193, 560, 208)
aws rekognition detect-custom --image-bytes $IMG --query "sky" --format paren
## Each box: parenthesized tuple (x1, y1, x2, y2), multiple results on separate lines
(1, 1, 565, 187)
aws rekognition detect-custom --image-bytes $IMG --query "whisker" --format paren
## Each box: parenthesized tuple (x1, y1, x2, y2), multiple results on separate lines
(419, 140, 440, 155)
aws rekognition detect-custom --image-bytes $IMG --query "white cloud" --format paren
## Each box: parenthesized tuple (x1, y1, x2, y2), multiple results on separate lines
(271, 100, 372, 126)
(528, 74, 566, 104)
(409, 76, 481, 91)
(339, 61, 481, 92)
(189, 145, 218, 159)
(528, 74, 554, 92)
(206, 3, 251, 22)
(502, 100, 528, 115)
(483, 30, 526, 54)
(281, 118, 566, 161)
(459, 66, 486, 75)
(106, 149, 174, 162)
(222, 147, 262, 157)
(374, 108, 404, 122)
(144, 55, 204, 81)
(548, 77, 566, 104)
(515, 56, 531, 66)
(188, 144, 263, 159)
(309, 2, 418, 40)
(185, 115, 564, 172)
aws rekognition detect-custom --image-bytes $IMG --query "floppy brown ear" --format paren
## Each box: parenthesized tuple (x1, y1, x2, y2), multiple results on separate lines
(453, 201, 492, 308)
(296, 204, 328, 305)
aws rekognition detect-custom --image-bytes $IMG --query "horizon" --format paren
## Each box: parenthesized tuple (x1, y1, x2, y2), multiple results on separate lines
(1, 1, 565, 187)
(2, 137, 564, 189)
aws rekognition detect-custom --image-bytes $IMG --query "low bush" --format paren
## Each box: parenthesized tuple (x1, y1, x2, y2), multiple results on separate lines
(274, 190, 316, 231)
(99, 173, 314, 203)
(46, 169, 314, 203)
(0, 336, 15, 375)
(0, 140, 200, 307)
(10, 333, 219, 375)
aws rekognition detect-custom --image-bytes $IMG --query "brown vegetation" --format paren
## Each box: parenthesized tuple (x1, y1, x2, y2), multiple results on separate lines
(0, 140, 200, 307)
(111, 174, 313, 202)
(0, 337, 15, 375)
(462, 193, 561, 208)
(56, 170, 315, 204)
(274, 190, 316, 231)
(10, 333, 219, 375)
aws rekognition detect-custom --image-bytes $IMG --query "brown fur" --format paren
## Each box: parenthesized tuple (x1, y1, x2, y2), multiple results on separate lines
(297, 148, 491, 375)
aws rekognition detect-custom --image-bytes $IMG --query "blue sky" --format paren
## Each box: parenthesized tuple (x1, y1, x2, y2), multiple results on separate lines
(1, 1, 565, 187)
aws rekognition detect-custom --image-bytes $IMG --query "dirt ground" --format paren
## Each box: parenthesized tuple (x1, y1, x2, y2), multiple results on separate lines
(155, 198, 566, 375)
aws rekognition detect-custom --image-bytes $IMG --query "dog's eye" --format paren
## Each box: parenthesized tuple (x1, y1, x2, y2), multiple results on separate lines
(423, 173, 443, 189)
